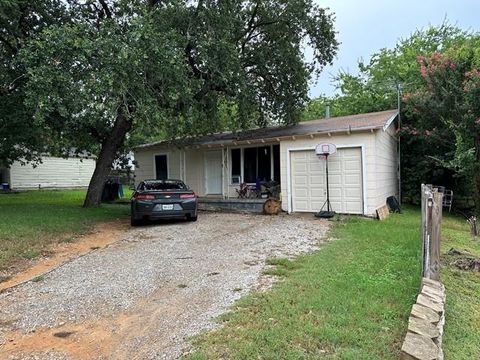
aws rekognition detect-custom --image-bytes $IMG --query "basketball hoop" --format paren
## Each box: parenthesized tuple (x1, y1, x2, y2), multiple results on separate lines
(315, 143, 336, 158)
(314, 143, 337, 219)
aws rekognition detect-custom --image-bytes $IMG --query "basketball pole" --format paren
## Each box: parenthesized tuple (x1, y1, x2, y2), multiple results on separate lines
(325, 153, 331, 212)
(314, 143, 336, 219)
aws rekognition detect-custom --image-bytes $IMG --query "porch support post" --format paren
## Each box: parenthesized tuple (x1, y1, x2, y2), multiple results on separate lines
(226, 147, 230, 199)
(222, 147, 230, 199)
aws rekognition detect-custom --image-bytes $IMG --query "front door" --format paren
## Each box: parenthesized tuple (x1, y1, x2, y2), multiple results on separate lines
(155, 155, 168, 180)
(205, 150, 223, 195)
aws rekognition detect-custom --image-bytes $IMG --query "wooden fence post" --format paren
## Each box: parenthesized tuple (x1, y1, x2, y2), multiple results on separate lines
(421, 184, 443, 281)
(429, 191, 443, 281)
(421, 184, 431, 279)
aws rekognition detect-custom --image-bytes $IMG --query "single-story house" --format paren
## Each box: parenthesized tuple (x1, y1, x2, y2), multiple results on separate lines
(133, 109, 399, 216)
(0, 156, 96, 190)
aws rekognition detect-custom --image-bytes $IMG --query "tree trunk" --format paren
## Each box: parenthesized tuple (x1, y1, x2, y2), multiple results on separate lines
(83, 106, 132, 208)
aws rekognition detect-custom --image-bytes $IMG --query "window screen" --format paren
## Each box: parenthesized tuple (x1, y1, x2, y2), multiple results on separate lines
(243, 147, 257, 183)
(231, 148, 241, 178)
(257, 146, 271, 182)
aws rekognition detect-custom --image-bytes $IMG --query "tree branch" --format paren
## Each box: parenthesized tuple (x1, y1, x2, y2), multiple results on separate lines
(185, 42, 207, 79)
(236, 0, 259, 43)
(98, 0, 113, 18)
(88, 126, 105, 142)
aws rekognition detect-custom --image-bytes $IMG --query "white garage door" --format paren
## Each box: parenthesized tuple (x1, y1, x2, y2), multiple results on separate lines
(290, 147, 363, 214)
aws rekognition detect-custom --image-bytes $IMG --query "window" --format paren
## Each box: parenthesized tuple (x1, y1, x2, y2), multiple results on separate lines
(231, 148, 241, 184)
(232, 145, 277, 184)
(139, 180, 186, 191)
(155, 155, 168, 180)
(244, 147, 257, 183)
(257, 146, 271, 182)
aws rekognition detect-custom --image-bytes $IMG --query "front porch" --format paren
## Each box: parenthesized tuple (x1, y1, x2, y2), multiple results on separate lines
(198, 197, 266, 213)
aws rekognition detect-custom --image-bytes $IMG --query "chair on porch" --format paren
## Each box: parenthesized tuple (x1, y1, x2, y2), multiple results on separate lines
(236, 182, 249, 198)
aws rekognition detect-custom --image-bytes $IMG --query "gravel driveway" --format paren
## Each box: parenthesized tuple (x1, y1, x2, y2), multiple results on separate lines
(0, 212, 328, 360)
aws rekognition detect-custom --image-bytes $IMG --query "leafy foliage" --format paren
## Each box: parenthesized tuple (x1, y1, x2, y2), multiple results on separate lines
(404, 46, 480, 212)
(0, 0, 67, 165)
(3, 0, 338, 205)
(303, 24, 478, 207)
(20, 0, 338, 141)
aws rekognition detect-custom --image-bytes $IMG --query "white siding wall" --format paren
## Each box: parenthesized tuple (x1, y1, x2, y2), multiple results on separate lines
(132, 149, 153, 184)
(184, 149, 205, 196)
(375, 124, 399, 208)
(9, 156, 96, 189)
(280, 132, 378, 216)
(133, 147, 185, 187)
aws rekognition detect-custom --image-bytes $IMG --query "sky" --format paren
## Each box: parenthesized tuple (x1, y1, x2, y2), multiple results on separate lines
(310, 0, 480, 97)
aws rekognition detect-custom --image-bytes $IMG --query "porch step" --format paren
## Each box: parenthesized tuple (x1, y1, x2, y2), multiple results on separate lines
(198, 198, 265, 213)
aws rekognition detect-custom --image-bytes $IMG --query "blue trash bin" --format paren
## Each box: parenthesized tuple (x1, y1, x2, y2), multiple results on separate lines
(1, 183, 10, 191)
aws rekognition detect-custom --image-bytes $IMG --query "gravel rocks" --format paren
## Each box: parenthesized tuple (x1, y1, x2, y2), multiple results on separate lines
(0, 212, 328, 360)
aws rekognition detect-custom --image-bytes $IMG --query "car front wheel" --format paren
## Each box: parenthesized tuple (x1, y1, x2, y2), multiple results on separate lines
(187, 214, 198, 222)
(131, 217, 142, 226)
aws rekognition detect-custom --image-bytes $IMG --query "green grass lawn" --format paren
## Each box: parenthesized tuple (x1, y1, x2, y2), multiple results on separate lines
(441, 212, 480, 359)
(186, 209, 423, 359)
(0, 189, 130, 271)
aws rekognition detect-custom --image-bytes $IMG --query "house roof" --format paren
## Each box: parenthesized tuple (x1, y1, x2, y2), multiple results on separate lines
(135, 109, 398, 150)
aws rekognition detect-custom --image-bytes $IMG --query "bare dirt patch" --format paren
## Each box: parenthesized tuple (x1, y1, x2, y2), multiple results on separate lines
(445, 247, 480, 272)
(0, 220, 129, 293)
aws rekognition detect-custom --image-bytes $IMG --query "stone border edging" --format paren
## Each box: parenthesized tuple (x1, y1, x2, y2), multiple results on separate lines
(400, 277, 446, 360)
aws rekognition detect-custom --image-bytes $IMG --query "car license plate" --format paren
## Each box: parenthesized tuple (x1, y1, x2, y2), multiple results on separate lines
(162, 204, 174, 211)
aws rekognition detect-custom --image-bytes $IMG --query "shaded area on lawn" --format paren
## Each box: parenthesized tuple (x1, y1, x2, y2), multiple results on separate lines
(441, 213, 480, 359)
(0, 190, 130, 271)
(186, 209, 422, 359)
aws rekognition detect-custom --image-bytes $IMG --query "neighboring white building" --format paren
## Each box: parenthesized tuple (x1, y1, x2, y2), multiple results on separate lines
(0, 156, 96, 190)
(133, 110, 399, 216)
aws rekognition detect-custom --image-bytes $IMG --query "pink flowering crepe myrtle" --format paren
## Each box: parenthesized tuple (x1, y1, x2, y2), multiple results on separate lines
(416, 52, 457, 79)
(416, 52, 480, 128)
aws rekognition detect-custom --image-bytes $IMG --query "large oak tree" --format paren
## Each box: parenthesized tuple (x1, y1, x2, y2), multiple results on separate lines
(9, 0, 337, 207)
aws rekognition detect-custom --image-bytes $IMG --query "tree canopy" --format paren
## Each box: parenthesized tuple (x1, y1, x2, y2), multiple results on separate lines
(303, 24, 469, 120)
(1, 0, 338, 206)
(0, 0, 67, 165)
(404, 45, 480, 212)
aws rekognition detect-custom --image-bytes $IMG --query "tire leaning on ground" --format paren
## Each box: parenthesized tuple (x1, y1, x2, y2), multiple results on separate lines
(263, 198, 281, 215)
(187, 214, 198, 222)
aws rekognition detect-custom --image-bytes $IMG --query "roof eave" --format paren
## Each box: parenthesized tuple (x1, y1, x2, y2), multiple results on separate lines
(382, 111, 399, 131)
(175, 126, 384, 149)
(133, 116, 393, 151)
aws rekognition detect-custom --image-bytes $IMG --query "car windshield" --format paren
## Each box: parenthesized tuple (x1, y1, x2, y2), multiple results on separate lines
(139, 180, 187, 191)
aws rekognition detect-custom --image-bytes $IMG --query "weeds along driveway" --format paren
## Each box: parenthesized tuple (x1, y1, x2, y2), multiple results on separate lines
(0, 212, 328, 360)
